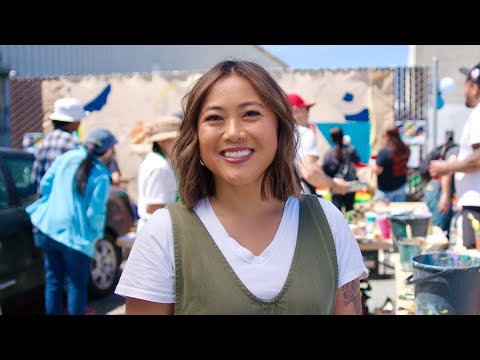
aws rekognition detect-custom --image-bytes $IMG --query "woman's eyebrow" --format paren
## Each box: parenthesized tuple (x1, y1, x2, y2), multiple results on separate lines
(239, 101, 265, 108)
(203, 101, 265, 112)
(203, 105, 223, 112)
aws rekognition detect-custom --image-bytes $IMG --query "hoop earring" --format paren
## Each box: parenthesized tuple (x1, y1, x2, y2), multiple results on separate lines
(200, 159, 205, 166)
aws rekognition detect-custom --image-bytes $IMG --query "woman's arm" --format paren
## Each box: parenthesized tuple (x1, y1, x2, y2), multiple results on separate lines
(332, 278, 362, 315)
(369, 160, 384, 175)
(125, 297, 174, 315)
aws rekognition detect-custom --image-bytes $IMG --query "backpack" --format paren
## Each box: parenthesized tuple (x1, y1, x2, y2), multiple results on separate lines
(418, 141, 458, 182)
(322, 145, 358, 182)
(334, 160, 358, 181)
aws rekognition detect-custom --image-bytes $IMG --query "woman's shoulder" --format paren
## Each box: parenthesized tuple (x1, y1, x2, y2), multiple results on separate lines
(316, 196, 345, 220)
(61, 146, 84, 159)
(377, 147, 391, 159)
(298, 195, 346, 223)
(92, 159, 112, 177)
(139, 208, 173, 239)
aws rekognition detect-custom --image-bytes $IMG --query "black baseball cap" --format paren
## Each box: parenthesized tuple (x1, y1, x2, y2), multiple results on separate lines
(459, 62, 480, 85)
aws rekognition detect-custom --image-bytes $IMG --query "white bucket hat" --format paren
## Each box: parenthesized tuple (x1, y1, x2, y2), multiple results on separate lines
(49, 98, 89, 122)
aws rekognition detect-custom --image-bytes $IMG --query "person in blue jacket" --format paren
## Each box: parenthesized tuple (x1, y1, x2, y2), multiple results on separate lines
(26, 128, 118, 315)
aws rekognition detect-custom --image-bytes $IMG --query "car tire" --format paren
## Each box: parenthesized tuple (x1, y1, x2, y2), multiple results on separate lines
(88, 231, 121, 299)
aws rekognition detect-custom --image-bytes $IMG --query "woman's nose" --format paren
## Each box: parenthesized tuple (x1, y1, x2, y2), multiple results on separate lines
(224, 119, 243, 141)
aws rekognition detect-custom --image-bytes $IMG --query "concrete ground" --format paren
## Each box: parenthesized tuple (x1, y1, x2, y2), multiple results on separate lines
(367, 279, 396, 314)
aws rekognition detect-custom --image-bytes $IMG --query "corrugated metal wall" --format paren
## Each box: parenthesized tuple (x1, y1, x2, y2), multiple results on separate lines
(0, 45, 287, 77)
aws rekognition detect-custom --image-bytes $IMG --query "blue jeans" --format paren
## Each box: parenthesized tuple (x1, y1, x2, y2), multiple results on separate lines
(424, 186, 453, 236)
(33, 229, 91, 315)
(376, 185, 407, 202)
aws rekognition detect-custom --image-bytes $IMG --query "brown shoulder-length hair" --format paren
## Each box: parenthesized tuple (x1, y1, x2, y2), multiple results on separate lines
(384, 127, 410, 177)
(384, 127, 410, 156)
(172, 60, 302, 209)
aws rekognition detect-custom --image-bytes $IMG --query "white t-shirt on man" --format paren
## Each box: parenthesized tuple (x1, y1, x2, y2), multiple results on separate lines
(137, 152, 177, 230)
(115, 196, 368, 303)
(455, 103, 480, 207)
(296, 124, 319, 160)
(295, 124, 320, 194)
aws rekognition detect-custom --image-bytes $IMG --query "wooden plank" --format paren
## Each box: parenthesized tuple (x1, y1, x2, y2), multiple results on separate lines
(392, 253, 415, 315)
(373, 201, 429, 214)
(358, 238, 394, 252)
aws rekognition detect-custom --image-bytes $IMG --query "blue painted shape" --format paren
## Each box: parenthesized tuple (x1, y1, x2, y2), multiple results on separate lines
(437, 91, 444, 110)
(344, 108, 370, 122)
(343, 92, 354, 102)
(84, 84, 111, 112)
(316, 121, 371, 163)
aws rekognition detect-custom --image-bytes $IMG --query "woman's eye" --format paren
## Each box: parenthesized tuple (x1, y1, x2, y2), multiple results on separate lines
(205, 115, 223, 121)
(244, 110, 260, 117)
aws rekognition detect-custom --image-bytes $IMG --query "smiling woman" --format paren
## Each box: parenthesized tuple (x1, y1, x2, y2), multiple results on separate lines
(197, 74, 281, 198)
(115, 60, 369, 315)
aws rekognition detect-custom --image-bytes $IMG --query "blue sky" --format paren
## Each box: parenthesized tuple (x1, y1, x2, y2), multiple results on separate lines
(261, 45, 409, 69)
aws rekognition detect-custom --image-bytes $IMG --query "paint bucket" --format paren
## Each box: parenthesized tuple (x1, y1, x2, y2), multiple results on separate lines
(405, 252, 480, 315)
(389, 213, 431, 250)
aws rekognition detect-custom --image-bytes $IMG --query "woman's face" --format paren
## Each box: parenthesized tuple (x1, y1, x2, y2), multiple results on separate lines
(198, 74, 278, 189)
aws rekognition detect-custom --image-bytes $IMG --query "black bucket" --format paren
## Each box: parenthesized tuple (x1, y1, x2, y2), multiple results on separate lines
(389, 214, 431, 250)
(405, 252, 480, 315)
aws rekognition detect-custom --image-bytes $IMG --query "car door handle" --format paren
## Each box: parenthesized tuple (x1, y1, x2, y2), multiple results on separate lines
(0, 280, 16, 291)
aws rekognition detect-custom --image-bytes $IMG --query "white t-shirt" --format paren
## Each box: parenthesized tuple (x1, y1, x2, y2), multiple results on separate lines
(295, 125, 320, 194)
(455, 103, 480, 206)
(115, 196, 368, 303)
(137, 152, 177, 227)
(296, 124, 319, 161)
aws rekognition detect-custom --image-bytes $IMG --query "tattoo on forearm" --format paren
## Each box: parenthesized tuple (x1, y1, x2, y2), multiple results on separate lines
(342, 281, 362, 314)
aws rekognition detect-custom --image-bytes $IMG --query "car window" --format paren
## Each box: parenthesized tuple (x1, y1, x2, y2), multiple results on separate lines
(0, 170, 8, 208)
(3, 155, 36, 204)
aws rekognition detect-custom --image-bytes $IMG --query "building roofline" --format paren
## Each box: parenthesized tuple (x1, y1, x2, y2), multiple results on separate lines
(252, 45, 291, 69)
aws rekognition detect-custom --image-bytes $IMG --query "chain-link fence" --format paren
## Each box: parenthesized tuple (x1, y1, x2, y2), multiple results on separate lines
(9, 77, 50, 148)
(393, 66, 430, 201)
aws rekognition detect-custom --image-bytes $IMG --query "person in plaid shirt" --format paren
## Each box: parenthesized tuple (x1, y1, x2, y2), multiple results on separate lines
(32, 98, 88, 195)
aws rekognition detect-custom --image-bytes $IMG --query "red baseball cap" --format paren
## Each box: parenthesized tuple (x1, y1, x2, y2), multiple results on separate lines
(287, 93, 315, 108)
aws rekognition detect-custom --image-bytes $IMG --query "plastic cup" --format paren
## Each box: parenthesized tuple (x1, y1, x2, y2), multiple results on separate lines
(365, 211, 376, 234)
(376, 215, 391, 240)
(398, 237, 425, 271)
